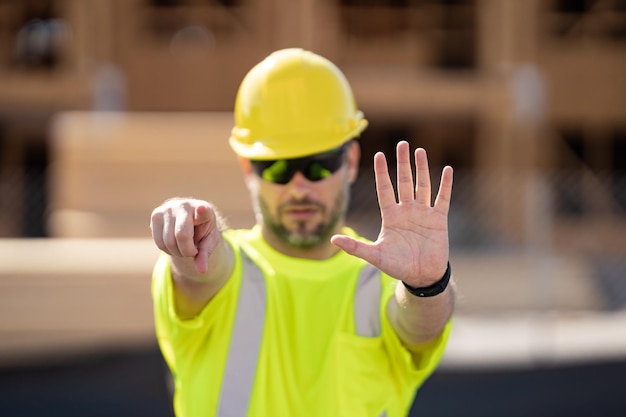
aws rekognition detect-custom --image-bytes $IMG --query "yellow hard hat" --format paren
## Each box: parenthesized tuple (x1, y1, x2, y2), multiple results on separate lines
(229, 48, 368, 160)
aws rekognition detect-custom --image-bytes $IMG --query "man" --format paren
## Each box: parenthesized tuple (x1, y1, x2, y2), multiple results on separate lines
(150, 48, 454, 417)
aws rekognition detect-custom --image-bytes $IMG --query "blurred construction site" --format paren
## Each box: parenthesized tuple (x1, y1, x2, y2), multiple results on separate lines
(0, 1, 625, 416)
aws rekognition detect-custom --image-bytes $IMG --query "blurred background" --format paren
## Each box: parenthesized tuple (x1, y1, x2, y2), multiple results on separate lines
(1, 0, 625, 416)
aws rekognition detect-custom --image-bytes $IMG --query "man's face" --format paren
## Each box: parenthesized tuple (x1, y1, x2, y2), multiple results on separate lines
(243, 141, 360, 254)
(259, 175, 349, 249)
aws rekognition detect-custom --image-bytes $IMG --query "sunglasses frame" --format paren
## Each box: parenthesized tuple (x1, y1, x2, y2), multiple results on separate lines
(249, 142, 350, 185)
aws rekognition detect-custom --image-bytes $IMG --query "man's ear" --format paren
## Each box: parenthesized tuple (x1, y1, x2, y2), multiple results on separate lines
(346, 140, 361, 184)
(238, 156, 252, 175)
(238, 157, 257, 190)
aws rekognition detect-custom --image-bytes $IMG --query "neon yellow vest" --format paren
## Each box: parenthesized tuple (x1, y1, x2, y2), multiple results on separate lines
(152, 226, 451, 417)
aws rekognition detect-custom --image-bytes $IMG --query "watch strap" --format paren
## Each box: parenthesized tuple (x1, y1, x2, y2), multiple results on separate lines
(402, 261, 451, 297)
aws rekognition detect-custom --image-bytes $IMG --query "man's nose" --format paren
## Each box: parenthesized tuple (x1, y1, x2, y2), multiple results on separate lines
(287, 171, 312, 199)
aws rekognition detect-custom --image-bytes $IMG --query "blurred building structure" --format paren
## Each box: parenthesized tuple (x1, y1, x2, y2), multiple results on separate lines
(1, 0, 626, 386)
(0, 0, 624, 250)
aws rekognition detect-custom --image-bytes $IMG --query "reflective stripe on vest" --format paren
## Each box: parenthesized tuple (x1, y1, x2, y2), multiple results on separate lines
(217, 253, 267, 417)
(216, 255, 382, 416)
(354, 263, 382, 338)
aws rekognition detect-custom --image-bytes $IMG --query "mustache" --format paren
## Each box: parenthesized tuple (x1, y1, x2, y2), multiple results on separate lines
(279, 198, 325, 211)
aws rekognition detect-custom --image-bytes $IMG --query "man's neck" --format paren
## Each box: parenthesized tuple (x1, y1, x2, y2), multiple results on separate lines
(260, 226, 344, 260)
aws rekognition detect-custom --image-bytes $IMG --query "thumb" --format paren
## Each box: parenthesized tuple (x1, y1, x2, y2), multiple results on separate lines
(331, 234, 378, 264)
(194, 203, 214, 226)
(193, 204, 218, 274)
(193, 204, 215, 245)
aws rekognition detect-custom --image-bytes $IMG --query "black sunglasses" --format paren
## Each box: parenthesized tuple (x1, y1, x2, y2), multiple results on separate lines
(250, 143, 349, 185)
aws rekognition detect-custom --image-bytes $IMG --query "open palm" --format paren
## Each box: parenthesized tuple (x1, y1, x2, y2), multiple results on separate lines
(331, 141, 453, 287)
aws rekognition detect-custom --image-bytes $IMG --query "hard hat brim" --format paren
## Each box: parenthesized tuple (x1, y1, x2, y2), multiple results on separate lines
(229, 118, 368, 160)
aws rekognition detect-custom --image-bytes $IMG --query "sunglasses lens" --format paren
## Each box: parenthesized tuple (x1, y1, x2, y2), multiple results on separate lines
(307, 162, 333, 181)
(260, 160, 292, 184)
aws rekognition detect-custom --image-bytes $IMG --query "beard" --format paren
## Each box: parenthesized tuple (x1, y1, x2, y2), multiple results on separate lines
(259, 186, 350, 249)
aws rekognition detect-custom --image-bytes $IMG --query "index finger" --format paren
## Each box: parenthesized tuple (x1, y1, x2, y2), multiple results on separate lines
(434, 166, 454, 215)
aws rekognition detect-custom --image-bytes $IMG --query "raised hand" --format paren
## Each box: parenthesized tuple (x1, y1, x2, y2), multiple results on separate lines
(150, 198, 219, 274)
(331, 141, 453, 287)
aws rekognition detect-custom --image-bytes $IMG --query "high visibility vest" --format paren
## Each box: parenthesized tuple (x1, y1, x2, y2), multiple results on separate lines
(217, 252, 383, 416)
(152, 227, 451, 417)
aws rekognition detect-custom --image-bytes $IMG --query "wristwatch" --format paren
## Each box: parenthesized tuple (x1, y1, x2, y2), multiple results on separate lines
(402, 262, 451, 297)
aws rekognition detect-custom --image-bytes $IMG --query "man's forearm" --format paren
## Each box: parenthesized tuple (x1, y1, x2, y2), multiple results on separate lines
(387, 280, 455, 348)
(170, 235, 235, 319)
